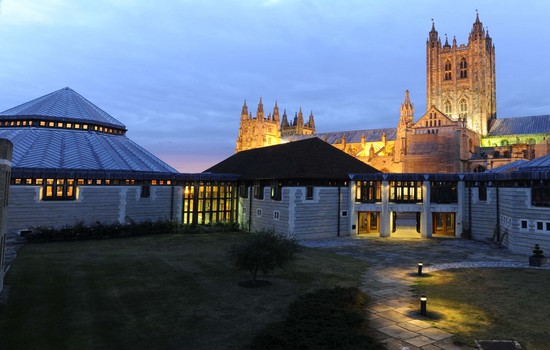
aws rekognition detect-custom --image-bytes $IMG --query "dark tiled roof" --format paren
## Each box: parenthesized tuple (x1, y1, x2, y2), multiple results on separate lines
(205, 137, 380, 180)
(0, 128, 178, 173)
(488, 115, 550, 136)
(518, 154, 550, 170)
(488, 160, 528, 173)
(0, 87, 126, 129)
(283, 128, 397, 144)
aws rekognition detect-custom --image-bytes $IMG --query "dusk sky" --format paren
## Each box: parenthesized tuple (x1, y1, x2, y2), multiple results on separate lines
(1, 1, 549, 172)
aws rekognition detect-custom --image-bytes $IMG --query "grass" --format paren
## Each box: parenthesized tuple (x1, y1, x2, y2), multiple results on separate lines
(0, 233, 371, 350)
(415, 268, 550, 350)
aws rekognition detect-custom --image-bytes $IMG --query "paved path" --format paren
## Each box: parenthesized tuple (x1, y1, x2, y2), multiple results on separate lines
(301, 236, 532, 350)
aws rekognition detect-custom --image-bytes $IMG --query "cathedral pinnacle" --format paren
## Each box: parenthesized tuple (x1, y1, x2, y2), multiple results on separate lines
(241, 99, 248, 118)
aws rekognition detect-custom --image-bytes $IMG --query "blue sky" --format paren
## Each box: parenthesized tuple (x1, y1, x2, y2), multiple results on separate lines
(1, 0, 549, 172)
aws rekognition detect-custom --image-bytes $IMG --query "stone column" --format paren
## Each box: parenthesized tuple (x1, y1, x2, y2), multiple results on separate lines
(456, 176, 465, 238)
(0, 138, 13, 293)
(349, 181, 357, 237)
(380, 179, 391, 237)
(420, 177, 432, 238)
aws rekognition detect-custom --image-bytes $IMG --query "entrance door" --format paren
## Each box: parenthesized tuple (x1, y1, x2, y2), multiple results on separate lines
(358, 211, 379, 234)
(432, 213, 455, 236)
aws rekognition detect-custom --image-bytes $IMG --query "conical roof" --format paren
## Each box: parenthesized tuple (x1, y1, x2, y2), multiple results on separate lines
(0, 87, 125, 129)
(0, 88, 178, 174)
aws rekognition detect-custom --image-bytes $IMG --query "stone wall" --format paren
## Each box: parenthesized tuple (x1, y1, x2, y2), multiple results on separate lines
(0, 139, 13, 293)
(239, 185, 350, 239)
(7, 185, 182, 234)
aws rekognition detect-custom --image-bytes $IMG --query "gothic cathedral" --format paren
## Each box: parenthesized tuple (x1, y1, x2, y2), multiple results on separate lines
(235, 14, 550, 173)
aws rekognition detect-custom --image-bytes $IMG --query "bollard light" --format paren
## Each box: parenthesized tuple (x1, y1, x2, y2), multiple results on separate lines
(420, 294, 427, 316)
(417, 261, 423, 275)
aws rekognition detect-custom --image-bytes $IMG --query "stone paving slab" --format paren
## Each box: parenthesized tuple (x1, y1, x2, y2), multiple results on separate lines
(378, 324, 418, 340)
(309, 236, 528, 349)
(405, 334, 436, 347)
(420, 327, 453, 341)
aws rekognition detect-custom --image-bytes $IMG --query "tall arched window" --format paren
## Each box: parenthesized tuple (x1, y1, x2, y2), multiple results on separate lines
(444, 60, 452, 80)
(444, 100, 452, 115)
(459, 58, 468, 79)
(459, 99, 467, 119)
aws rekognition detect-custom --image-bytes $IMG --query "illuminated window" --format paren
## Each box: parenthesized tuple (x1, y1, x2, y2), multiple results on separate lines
(43, 178, 76, 201)
(66, 123, 72, 128)
(459, 58, 468, 79)
(25, 179, 33, 185)
(151, 180, 158, 186)
(48, 121, 55, 127)
(57, 122, 63, 128)
(444, 101, 452, 115)
(40, 121, 46, 127)
(36, 179, 43, 185)
(389, 181, 423, 203)
(271, 181, 282, 201)
(356, 181, 381, 203)
(459, 99, 467, 119)
(75, 124, 81, 129)
(83, 125, 89, 130)
(14, 178, 22, 185)
(444, 60, 452, 80)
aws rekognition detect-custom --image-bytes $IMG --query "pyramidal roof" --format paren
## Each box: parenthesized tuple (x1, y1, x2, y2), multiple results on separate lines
(0, 87, 126, 129)
(205, 137, 380, 179)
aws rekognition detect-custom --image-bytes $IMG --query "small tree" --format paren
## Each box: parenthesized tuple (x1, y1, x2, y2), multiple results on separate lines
(228, 230, 301, 286)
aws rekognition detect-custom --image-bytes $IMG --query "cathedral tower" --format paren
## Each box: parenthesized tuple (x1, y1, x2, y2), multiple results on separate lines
(235, 99, 281, 153)
(394, 90, 414, 164)
(426, 13, 496, 136)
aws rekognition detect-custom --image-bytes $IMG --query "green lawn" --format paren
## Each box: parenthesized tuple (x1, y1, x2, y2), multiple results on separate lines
(0, 233, 370, 350)
(415, 268, 550, 350)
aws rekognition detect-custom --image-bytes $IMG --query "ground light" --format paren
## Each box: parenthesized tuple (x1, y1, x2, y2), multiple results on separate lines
(420, 294, 427, 316)
(418, 261, 423, 275)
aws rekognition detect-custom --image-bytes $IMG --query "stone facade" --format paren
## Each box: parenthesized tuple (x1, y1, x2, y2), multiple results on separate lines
(235, 99, 315, 153)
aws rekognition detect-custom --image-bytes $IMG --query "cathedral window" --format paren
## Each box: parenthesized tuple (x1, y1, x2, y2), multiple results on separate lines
(444, 60, 452, 80)
(459, 99, 467, 119)
(444, 101, 452, 115)
(501, 140, 509, 146)
(459, 58, 468, 79)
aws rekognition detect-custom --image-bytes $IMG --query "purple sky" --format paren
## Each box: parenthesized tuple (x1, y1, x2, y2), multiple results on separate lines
(1, 0, 549, 172)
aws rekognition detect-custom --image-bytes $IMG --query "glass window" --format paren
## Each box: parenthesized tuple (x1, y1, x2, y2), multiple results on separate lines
(43, 178, 76, 201)
(444, 60, 452, 80)
(271, 181, 282, 201)
(459, 58, 468, 79)
(306, 186, 314, 200)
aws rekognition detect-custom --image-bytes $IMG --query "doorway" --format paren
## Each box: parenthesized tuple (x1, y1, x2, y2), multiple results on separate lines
(358, 211, 380, 234)
(432, 212, 455, 236)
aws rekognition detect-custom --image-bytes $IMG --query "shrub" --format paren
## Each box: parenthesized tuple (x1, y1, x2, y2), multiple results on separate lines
(248, 287, 383, 349)
(227, 230, 301, 284)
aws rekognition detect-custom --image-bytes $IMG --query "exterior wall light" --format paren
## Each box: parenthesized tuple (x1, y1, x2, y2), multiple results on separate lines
(420, 294, 427, 316)
(418, 261, 423, 275)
